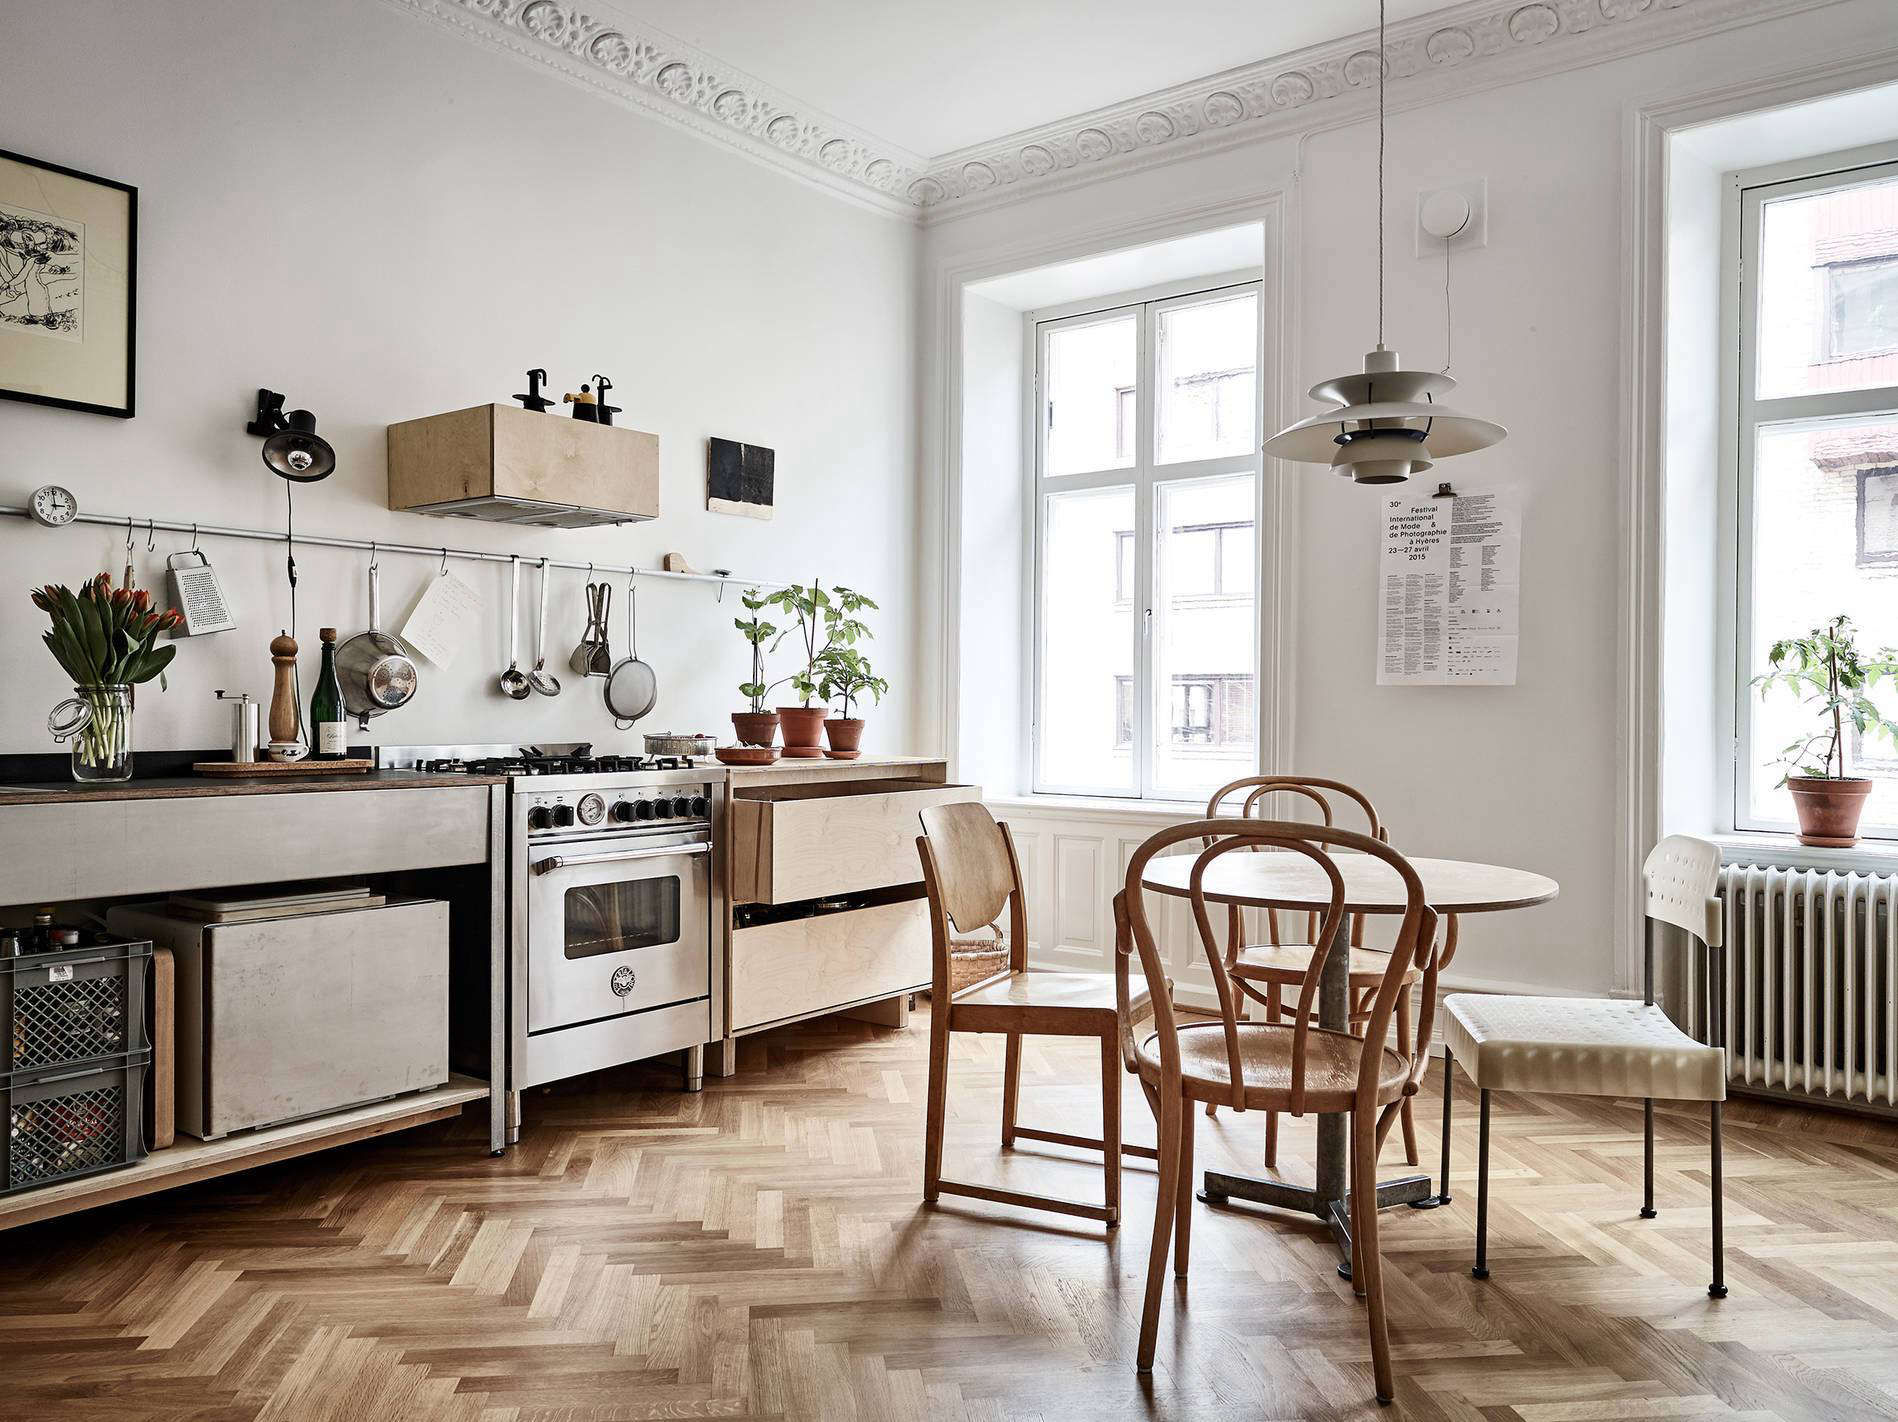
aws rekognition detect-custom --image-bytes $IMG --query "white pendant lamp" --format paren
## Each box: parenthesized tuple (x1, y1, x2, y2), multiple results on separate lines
(1262, 0, 1505, 484)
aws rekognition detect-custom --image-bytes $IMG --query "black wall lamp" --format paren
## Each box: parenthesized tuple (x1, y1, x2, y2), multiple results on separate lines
(246, 388, 336, 482)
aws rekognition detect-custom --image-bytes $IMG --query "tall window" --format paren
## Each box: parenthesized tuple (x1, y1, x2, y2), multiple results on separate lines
(1735, 152, 1898, 836)
(1032, 282, 1261, 800)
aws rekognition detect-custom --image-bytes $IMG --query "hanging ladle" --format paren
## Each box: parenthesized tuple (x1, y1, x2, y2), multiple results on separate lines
(498, 556, 532, 700)
(528, 557, 561, 697)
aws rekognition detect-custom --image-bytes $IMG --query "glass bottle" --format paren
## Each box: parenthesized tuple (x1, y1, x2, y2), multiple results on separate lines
(311, 628, 346, 760)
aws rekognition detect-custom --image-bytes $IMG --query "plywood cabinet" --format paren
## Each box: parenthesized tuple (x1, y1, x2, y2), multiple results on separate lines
(387, 403, 659, 527)
(729, 778, 977, 906)
(729, 898, 929, 1032)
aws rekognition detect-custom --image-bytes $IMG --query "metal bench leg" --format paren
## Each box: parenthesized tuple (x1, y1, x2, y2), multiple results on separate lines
(1709, 1099, 1728, 1298)
(1640, 1098, 1657, 1219)
(1438, 1049, 1454, 1204)
(1472, 1088, 1491, 1280)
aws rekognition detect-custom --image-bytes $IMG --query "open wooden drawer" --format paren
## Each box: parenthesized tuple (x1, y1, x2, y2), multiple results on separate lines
(729, 778, 976, 905)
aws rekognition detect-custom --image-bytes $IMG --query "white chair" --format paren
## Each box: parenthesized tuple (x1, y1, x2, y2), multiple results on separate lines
(1441, 834, 1730, 1297)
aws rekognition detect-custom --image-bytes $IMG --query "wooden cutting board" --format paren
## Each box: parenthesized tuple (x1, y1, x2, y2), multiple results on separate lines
(193, 759, 373, 777)
(148, 948, 174, 1150)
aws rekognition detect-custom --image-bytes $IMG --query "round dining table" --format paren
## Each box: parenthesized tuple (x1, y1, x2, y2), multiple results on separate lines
(1139, 851, 1558, 1272)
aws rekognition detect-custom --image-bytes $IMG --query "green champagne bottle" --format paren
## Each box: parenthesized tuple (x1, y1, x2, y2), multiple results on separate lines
(311, 628, 347, 760)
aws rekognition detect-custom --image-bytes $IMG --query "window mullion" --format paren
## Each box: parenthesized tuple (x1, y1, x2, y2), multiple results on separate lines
(1134, 300, 1158, 802)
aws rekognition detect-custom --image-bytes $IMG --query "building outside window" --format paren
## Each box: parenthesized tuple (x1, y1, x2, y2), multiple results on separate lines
(1033, 281, 1261, 800)
(1734, 151, 1898, 836)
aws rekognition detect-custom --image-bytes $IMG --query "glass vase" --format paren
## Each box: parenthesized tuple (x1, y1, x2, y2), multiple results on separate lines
(50, 684, 134, 783)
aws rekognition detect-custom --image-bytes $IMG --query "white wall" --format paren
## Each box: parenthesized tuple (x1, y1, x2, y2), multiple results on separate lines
(923, 0, 1898, 995)
(0, 0, 919, 756)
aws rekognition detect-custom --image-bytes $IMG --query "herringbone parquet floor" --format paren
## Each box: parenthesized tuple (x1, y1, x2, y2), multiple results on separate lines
(4, 1005, 1897, 1421)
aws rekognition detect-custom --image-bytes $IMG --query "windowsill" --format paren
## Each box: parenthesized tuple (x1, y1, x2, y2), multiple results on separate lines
(986, 792, 1203, 823)
(1712, 829, 1898, 873)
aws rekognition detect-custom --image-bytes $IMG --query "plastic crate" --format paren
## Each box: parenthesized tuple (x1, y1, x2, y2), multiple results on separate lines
(2, 1056, 150, 1196)
(2, 940, 151, 1080)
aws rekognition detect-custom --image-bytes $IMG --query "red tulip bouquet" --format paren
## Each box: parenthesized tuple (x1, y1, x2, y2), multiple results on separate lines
(30, 573, 182, 780)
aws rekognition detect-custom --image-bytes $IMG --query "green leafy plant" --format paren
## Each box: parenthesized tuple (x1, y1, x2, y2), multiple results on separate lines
(1754, 614, 1898, 782)
(761, 582, 879, 707)
(816, 645, 889, 719)
(31, 572, 181, 689)
(733, 588, 776, 713)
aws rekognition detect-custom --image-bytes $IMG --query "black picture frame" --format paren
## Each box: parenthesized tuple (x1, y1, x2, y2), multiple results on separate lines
(0, 148, 137, 419)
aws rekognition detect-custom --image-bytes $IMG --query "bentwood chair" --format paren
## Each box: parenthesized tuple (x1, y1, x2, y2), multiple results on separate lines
(1200, 776, 1425, 1169)
(1442, 834, 1730, 1296)
(917, 801, 1157, 1227)
(1119, 819, 1441, 1405)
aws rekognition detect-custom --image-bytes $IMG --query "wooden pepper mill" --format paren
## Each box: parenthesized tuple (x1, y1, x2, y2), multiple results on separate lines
(268, 632, 300, 746)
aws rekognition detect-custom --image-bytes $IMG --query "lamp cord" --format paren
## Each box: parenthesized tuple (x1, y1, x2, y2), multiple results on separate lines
(284, 481, 307, 750)
(1376, 0, 1386, 351)
(1442, 235, 1453, 373)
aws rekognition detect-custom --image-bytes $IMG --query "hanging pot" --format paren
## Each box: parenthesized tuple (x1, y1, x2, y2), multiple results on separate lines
(335, 562, 419, 729)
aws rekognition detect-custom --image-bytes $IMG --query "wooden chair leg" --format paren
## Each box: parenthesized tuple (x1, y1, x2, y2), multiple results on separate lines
(1396, 987, 1419, 1167)
(1264, 982, 1281, 1167)
(924, 1006, 951, 1204)
(1100, 1034, 1122, 1228)
(1709, 1099, 1729, 1298)
(1001, 1032, 1022, 1148)
(1640, 1098, 1656, 1218)
(1347, 1111, 1366, 1297)
(1136, 1089, 1183, 1374)
(1472, 1088, 1491, 1280)
(1174, 1101, 1195, 1277)
(1354, 1108, 1396, 1405)
(1436, 1049, 1454, 1205)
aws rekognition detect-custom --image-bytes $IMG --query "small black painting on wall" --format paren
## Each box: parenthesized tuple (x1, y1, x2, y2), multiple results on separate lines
(707, 437, 774, 520)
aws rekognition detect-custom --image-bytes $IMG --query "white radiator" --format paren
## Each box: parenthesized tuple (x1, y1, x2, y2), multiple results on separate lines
(1708, 864, 1898, 1109)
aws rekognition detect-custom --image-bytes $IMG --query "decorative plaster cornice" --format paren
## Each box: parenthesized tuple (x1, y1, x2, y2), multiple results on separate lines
(385, 0, 930, 216)
(388, 0, 1843, 222)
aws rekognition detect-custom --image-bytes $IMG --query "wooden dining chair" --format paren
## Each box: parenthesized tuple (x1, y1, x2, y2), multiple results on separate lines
(1118, 818, 1441, 1405)
(1441, 834, 1730, 1296)
(917, 801, 1157, 1228)
(1200, 776, 1425, 1170)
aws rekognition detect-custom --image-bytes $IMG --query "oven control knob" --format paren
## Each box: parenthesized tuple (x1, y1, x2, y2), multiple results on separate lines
(610, 800, 636, 823)
(650, 798, 672, 819)
(550, 803, 576, 828)
(688, 794, 709, 817)
(527, 805, 553, 831)
(669, 795, 692, 818)
(634, 799, 657, 820)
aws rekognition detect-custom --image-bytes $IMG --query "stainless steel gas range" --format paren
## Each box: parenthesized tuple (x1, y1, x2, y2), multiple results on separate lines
(378, 744, 722, 1141)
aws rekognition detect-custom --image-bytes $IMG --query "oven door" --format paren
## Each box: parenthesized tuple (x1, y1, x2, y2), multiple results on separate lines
(526, 832, 711, 1034)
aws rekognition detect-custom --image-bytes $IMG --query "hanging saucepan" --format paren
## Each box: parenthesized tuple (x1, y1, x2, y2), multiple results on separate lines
(335, 558, 419, 729)
(602, 579, 657, 730)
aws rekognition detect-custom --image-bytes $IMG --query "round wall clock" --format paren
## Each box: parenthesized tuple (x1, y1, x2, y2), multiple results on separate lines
(29, 485, 78, 528)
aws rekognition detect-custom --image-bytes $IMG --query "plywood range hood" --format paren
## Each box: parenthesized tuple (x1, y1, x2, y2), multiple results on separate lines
(387, 403, 660, 528)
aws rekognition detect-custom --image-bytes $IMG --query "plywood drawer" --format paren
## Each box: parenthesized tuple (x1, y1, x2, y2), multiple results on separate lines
(730, 898, 929, 1032)
(730, 779, 977, 905)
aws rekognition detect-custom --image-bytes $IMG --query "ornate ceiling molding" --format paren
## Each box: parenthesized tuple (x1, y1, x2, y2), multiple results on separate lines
(386, 0, 930, 216)
(913, 0, 1842, 220)
(387, 0, 1841, 223)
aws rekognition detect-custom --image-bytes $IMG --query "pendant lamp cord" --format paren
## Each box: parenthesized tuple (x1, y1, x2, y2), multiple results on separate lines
(1376, 0, 1386, 350)
(1442, 234, 1453, 373)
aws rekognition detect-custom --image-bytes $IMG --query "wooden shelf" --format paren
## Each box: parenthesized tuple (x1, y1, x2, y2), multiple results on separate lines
(0, 1074, 490, 1231)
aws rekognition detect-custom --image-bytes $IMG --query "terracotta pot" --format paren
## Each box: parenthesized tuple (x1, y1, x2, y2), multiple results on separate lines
(1786, 776, 1874, 847)
(824, 717, 865, 760)
(776, 706, 827, 758)
(731, 710, 779, 748)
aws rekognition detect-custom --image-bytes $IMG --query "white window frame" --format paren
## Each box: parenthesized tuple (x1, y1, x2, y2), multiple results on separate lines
(1726, 143, 1898, 838)
(1024, 271, 1264, 802)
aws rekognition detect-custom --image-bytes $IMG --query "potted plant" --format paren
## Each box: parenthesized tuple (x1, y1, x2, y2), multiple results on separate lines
(731, 588, 779, 747)
(817, 645, 889, 759)
(31, 573, 182, 782)
(761, 582, 878, 758)
(1754, 613, 1898, 847)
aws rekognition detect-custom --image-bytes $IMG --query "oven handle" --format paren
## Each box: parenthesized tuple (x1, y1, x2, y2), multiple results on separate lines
(531, 841, 710, 875)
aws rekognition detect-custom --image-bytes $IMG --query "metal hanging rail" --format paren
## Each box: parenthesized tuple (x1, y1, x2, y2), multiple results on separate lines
(0, 504, 789, 592)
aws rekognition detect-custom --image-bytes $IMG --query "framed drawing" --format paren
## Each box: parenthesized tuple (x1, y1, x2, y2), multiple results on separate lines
(0, 149, 136, 418)
(707, 436, 774, 519)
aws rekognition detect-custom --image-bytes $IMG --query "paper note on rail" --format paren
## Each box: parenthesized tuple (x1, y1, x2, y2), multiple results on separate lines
(1377, 488, 1520, 686)
(399, 567, 483, 668)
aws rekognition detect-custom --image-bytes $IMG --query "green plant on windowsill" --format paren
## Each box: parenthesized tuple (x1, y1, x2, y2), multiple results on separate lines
(1754, 613, 1898, 846)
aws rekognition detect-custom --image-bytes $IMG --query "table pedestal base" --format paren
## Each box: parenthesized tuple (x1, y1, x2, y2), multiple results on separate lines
(1199, 1168, 1435, 1280)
